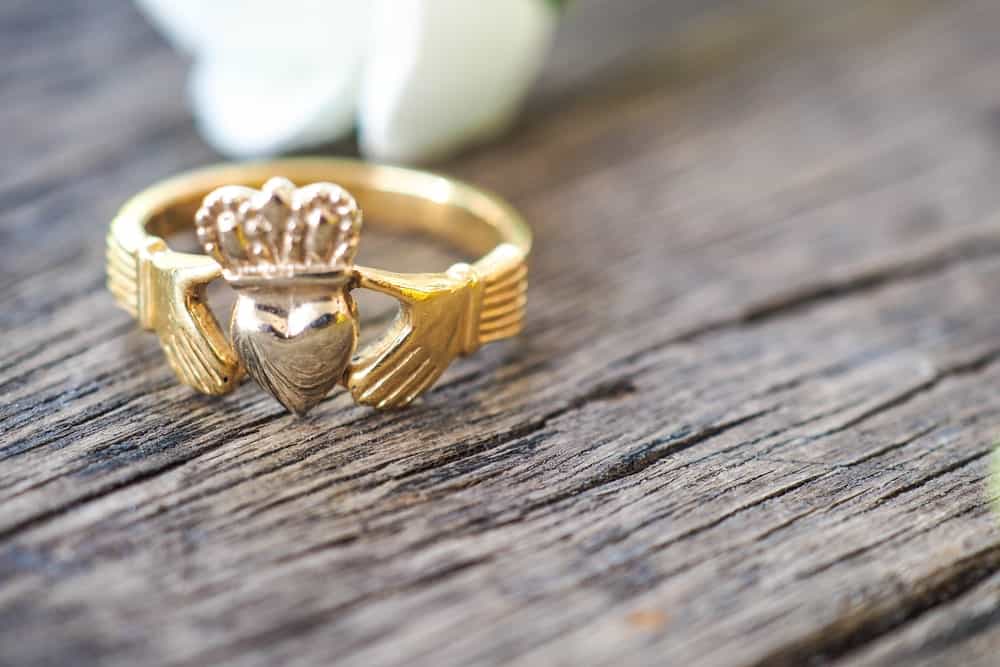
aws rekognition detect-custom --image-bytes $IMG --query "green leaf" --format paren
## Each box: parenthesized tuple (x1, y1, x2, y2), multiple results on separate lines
(546, 0, 571, 12)
(992, 447, 1000, 521)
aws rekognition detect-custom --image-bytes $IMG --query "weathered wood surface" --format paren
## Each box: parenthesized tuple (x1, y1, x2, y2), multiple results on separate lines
(3, 0, 1000, 665)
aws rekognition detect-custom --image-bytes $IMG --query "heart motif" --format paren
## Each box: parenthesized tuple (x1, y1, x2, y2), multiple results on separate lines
(195, 177, 363, 414)
(232, 288, 357, 415)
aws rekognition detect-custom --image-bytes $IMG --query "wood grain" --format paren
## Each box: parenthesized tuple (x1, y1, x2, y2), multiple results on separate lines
(3, 0, 1000, 665)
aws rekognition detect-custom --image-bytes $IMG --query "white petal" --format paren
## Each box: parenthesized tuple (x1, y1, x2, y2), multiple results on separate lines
(359, 0, 556, 163)
(135, 0, 373, 157)
(133, 0, 368, 57)
(189, 55, 362, 158)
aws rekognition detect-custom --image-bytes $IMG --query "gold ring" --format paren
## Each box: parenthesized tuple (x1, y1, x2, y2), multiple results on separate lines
(106, 158, 531, 415)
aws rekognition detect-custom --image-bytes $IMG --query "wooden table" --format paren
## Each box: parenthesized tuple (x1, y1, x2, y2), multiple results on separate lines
(3, 0, 1000, 665)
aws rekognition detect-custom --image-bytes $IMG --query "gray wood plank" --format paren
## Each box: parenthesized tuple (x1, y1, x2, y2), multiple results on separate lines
(2, 0, 1000, 665)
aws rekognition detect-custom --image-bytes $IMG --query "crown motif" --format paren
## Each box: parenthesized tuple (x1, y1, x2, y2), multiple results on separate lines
(195, 177, 362, 283)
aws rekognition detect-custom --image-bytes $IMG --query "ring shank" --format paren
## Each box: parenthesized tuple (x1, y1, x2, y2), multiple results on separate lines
(115, 158, 531, 260)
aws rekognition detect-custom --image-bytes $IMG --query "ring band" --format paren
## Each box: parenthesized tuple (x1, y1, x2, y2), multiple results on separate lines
(106, 158, 531, 415)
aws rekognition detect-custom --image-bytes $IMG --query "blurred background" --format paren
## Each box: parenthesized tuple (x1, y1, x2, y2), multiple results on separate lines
(10, 0, 989, 277)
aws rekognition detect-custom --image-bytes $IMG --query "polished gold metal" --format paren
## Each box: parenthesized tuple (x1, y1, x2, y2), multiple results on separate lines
(106, 158, 531, 415)
(195, 177, 362, 414)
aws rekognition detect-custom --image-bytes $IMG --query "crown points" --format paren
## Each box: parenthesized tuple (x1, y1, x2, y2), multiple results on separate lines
(196, 178, 362, 282)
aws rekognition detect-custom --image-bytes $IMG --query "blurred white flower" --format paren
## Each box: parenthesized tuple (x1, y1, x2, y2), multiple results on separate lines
(134, 0, 559, 162)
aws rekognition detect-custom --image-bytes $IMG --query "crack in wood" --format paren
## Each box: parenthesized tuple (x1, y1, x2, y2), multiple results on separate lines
(513, 407, 778, 523)
(180, 554, 494, 667)
(616, 230, 1000, 370)
(0, 411, 283, 542)
(750, 544, 1000, 667)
